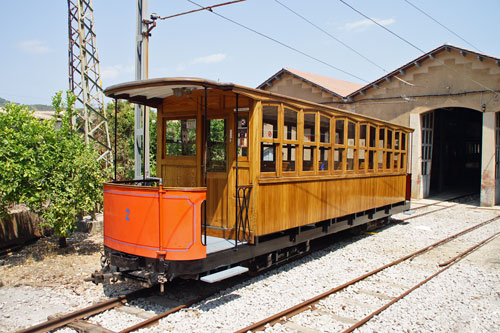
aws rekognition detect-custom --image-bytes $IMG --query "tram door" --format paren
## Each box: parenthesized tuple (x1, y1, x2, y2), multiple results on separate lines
(203, 117, 229, 229)
(421, 112, 434, 197)
(162, 118, 198, 187)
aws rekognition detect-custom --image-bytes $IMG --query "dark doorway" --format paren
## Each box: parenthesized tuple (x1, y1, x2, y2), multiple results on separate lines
(430, 108, 482, 195)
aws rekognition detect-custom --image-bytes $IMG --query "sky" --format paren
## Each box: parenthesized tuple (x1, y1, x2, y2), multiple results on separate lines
(1, 0, 500, 106)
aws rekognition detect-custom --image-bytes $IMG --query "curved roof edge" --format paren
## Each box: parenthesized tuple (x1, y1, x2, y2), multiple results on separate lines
(104, 77, 413, 131)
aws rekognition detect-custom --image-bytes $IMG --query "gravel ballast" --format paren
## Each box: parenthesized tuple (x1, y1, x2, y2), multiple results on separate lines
(0, 198, 499, 332)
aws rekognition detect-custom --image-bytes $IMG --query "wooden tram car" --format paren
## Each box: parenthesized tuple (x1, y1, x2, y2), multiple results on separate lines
(96, 78, 412, 287)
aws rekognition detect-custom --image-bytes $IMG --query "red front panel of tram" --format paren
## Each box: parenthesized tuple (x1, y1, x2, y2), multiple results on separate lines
(103, 183, 206, 260)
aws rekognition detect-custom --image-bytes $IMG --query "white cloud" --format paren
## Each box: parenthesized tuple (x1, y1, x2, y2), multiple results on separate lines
(101, 64, 134, 80)
(343, 18, 395, 31)
(17, 40, 51, 54)
(191, 53, 227, 65)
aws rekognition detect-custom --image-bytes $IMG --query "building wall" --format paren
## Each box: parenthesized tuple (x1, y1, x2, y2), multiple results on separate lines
(264, 73, 342, 105)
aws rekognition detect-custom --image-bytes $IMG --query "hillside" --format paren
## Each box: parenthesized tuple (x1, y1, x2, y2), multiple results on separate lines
(0, 97, 54, 111)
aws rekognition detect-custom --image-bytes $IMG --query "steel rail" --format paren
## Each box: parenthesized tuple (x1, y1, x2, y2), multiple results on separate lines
(411, 192, 475, 211)
(342, 229, 500, 333)
(236, 214, 500, 332)
(17, 287, 152, 333)
(119, 293, 210, 332)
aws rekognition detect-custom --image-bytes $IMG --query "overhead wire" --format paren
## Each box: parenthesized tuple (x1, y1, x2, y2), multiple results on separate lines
(402, 0, 483, 53)
(185, 0, 370, 83)
(273, 0, 388, 74)
(337, 0, 497, 94)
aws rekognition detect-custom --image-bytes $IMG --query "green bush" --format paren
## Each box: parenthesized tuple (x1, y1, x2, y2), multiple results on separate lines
(0, 92, 105, 243)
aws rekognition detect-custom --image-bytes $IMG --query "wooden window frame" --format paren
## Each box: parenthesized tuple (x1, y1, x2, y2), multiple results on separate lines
(260, 104, 280, 177)
(282, 106, 299, 176)
(346, 119, 357, 173)
(333, 117, 346, 173)
(301, 111, 318, 175)
(318, 113, 332, 174)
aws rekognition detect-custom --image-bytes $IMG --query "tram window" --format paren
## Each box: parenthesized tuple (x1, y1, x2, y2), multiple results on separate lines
(165, 119, 196, 156)
(386, 152, 392, 170)
(303, 146, 315, 171)
(284, 108, 297, 141)
(401, 133, 406, 150)
(348, 122, 356, 145)
(347, 122, 356, 171)
(394, 153, 399, 169)
(320, 115, 330, 143)
(335, 120, 344, 145)
(207, 119, 227, 172)
(334, 148, 344, 170)
(319, 147, 330, 171)
(369, 125, 376, 148)
(401, 153, 406, 169)
(387, 130, 393, 149)
(237, 116, 248, 158)
(347, 148, 355, 170)
(262, 105, 278, 139)
(304, 113, 316, 143)
(261, 143, 276, 172)
(395, 132, 400, 150)
(368, 151, 375, 170)
(379, 128, 385, 149)
(359, 125, 367, 170)
(282, 144, 296, 172)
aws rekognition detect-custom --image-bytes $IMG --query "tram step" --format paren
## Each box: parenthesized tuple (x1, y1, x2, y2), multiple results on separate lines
(200, 266, 249, 283)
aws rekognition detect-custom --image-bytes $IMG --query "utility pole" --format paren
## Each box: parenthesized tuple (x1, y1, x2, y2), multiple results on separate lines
(67, 0, 112, 165)
(135, 0, 150, 179)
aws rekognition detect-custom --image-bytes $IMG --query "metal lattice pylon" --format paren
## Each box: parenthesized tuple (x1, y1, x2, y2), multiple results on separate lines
(68, 0, 112, 164)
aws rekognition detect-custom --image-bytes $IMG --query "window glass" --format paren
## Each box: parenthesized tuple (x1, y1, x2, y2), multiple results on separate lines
(395, 132, 400, 150)
(304, 113, 316, 143)
(394, 153, 400, 169)
(165, 119, 196, 156)
(369, 125, 376, 148)
(262, 105, 278, 139)
(261, 143, 276, 172)
(347, 122, 356, 146)
(237, 116, 248, 158)
(401, 153, 406, 169)
(334, 148, 344, 171)
(319, 147, 330, 171)
(386, 151, 392, 170)
(303, 146, 315, 171)
(401, 133, 406, 150)
(282, 144, 296, 172)
(379, 128, 385, 149)
(368, 151, 375, 170)
(387, 130, 393, 149)
(284, 108, 297, 141)
(347, 148, 355, 170)
(320, 115, 330, 143)
(207, 119, 226, 172)
(359, 125, 366, 170)
(335, 119, 344, 145)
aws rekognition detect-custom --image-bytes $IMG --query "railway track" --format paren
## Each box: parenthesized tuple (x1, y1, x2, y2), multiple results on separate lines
(399, 192, 476, 221)
(236, 214, 500, 332)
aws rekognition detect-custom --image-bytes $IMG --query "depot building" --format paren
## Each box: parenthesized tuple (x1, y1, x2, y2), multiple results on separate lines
(259, 44, 500, 206)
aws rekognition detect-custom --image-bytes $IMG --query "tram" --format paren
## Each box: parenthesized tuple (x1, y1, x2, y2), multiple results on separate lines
(94, 78, 412, 288)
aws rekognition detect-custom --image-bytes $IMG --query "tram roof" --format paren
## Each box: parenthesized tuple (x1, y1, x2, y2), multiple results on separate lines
(104, 77, 412, 131)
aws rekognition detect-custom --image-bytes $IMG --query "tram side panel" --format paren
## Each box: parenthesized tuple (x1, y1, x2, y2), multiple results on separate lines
(255, 174, 406, 236)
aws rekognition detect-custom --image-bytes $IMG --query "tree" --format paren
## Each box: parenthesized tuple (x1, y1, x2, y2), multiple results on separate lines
(0, 92, 105, 247)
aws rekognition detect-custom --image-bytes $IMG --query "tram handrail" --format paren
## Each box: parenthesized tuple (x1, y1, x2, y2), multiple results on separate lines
(111, 177, 163, 186)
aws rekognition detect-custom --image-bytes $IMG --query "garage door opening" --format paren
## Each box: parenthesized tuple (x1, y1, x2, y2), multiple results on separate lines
(429, 107, 482, 196)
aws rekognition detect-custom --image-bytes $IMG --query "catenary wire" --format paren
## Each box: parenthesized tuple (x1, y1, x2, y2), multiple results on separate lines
(403, 0, 483, 53)
(338, 0, 496, 93)
(273, 0, 388, 73)
(185, 0, 370, 83)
